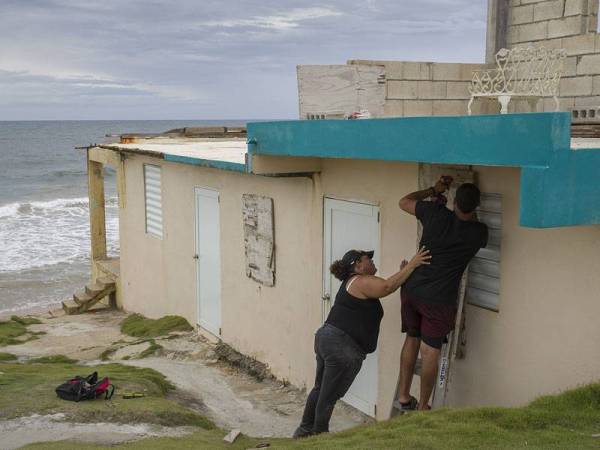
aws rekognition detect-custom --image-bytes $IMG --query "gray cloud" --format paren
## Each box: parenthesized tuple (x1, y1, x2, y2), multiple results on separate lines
(0, 0, 486, 120)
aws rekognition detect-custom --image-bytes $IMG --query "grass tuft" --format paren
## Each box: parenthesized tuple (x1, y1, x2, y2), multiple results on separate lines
(139, 339, 163, 359)
(0, 316, 45, 347)
(0, 352, 17, 361)
(121, 314, 193, 338)
(0, 320, 29, 346)
(0, 361, 210, 430)
(99, 347, 118, 361)
(10, 315, 42, 326)
(28, 355, 77, 364)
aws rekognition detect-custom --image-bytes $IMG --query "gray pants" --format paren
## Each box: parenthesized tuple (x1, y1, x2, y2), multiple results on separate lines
(294, 324, 366, 437)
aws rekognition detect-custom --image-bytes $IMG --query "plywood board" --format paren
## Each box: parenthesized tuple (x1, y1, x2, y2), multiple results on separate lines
(297, 64, 385, 119)
(242, 194, 275, 286)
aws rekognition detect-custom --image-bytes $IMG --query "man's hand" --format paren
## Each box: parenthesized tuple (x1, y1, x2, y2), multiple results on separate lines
(399, 176, 453, 216)
(433, 176, 453, 194)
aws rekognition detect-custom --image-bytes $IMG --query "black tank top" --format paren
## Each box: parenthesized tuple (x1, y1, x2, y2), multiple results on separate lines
(325, 276, 384, 354)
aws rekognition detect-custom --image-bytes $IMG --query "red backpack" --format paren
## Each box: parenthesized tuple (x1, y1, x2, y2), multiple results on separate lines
(55, 371, 115, 402)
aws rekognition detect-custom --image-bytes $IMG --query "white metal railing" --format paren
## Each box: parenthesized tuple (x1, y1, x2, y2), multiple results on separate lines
(468, 46, 567, 115)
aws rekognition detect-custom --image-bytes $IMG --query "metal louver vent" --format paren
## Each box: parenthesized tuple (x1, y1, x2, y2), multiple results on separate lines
(467, 193, 501, 311)
(144, 164, 163, 238)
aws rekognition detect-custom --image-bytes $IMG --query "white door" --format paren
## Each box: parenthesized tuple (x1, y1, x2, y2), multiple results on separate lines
(323, 197, 380, 417)
(195, 187, 221, 336)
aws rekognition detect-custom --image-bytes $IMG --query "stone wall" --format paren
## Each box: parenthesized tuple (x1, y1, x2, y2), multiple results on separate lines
(348, 59, 491, 116)
(504, 0, 600, 111)
(298, 1, 600, 117)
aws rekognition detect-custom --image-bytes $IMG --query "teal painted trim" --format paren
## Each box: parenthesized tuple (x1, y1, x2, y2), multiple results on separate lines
(520, 148, 600, 227)
(164, 154, 247, 172)
(247, 113, 600, 228)
(247, 113, 570, 168)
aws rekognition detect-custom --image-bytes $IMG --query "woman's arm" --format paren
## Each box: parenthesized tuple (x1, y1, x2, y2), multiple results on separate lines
(351, 248, 431, 299)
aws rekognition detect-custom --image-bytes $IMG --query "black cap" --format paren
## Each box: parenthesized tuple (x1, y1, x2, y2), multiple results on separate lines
(341, 249, 374, 270)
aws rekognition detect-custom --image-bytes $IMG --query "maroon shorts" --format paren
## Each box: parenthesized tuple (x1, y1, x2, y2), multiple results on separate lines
(401, 288, 457, 349)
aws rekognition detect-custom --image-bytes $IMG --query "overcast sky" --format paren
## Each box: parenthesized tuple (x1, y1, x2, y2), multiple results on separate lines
(0, 0, 487, 120)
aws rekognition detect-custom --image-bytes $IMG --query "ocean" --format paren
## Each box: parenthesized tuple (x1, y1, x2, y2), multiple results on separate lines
(0, 120, 245, 315)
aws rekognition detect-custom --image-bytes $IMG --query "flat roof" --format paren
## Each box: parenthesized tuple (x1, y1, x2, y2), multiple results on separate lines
(100, 137, 247, 172)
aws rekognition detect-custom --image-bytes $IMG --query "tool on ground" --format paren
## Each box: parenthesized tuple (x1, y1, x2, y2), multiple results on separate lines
(122, 391, 145, 399)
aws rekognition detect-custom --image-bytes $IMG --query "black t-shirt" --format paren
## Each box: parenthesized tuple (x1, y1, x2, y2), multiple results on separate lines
(403, 201, 488, 305)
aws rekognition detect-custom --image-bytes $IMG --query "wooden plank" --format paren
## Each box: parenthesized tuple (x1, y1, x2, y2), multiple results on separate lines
(117, 157, 126, 209)
(242, 194, 275, 286)
(89, 145, 126, 209)
(73, 291, 93, 305)
(62, 300, 80, 314)
(88, 158, 107, 261)
(297, 64, 385, 119)
(89, 147, 120, 167)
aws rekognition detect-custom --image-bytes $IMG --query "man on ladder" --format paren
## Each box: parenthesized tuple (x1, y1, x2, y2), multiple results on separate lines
(395, 176, 488, 411)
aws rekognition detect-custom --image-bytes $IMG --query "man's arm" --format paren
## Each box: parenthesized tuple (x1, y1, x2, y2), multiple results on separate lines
(398, 176, 452, 216)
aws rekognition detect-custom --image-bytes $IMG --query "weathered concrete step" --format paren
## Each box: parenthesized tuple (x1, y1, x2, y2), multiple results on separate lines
(73, 291, 94, 305)
(97, 277, 116, 288)
(65, 282, 116, 315)
(62, 299, 81, 314)
(85, 283, 106, 296)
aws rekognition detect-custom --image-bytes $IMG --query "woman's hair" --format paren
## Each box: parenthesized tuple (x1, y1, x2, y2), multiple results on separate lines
(330, 259, 351, 281)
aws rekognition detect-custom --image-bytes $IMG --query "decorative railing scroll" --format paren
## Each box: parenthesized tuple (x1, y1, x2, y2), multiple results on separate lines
(468, 47, 567, 115)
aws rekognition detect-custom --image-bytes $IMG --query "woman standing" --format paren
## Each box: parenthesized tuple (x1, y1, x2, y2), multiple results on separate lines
(294, 247, 431, 438)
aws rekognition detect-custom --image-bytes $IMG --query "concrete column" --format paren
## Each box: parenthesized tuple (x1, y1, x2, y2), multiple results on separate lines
(87, 155, 107, 261)
(486, 0, 509, 64)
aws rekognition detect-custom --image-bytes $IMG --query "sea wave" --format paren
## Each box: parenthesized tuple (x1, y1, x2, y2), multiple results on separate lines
(0, 196, 119, 273)
(48, 169, 87, 178)
(0, 197, 118, 218)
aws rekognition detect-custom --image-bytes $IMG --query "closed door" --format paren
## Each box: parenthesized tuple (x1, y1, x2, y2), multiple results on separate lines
(195, 187, 221, 336)
(323, 197, 380, 417)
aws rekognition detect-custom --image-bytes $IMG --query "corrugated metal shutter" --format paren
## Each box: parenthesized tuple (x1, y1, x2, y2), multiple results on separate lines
(144, 164, 163, 238)
(467, 193, 501, 311)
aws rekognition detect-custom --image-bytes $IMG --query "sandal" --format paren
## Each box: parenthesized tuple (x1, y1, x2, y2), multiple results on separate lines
(393, 395, 418, 413)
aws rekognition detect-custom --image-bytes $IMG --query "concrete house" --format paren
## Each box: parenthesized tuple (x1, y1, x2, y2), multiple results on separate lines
(74, 0, 600, 420)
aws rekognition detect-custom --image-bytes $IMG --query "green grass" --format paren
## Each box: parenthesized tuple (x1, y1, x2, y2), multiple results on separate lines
(0, 361, 213, 429)
(0, 316, 45, 346)
(28, 354, 77, 364)
(139, 339, 163, 358)
(99, 339, 163, 361)
(23, 431, 270, 450)
(10, 315, 42, 326)
(99, 347, 117, 361)
(0, 352, 16, 361)
(121, 314, 193, 338)
(0, 319, 30, 346)
(19, 383, 600, 450)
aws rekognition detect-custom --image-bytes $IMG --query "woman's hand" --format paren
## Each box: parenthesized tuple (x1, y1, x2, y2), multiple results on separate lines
(407, 246, 431, 269)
